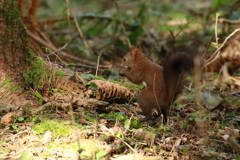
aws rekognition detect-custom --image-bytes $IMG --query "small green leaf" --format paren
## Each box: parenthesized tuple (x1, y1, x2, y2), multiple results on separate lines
(181, 121, 187, 129)
(124, 119, 131, 129)
(211, 42, 222, 48)
(96, 150, 106, 159)
(181, 148, 189, 153)
(85, 74, 95, 80)
(20, 152, 34, 160)
(41, 47, 51, 51)
(17, 117, 24, 122)
(11, 124, 20, 130)
(68, 63, 76, 66)
(34, 92, 43, 105)
(115, 132, 124, 138)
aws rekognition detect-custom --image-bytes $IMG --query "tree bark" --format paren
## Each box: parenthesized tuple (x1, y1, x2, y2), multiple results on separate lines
(0, 0, 31, 105)
(0, 0, 30, 78)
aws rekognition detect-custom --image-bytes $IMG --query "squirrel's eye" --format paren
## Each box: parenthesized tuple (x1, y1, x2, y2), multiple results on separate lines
(123, 57, 127, 61)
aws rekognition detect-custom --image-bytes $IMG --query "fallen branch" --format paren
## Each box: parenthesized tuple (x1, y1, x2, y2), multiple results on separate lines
(218, 18, 240, 25)
(114, 0, 131, 48)
(27, 31, 111, 69)
(205, 28, 240, 66)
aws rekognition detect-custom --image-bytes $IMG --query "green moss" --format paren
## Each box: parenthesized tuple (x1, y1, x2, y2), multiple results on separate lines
(2, 77, 11, 85)
(55, 69, 65, 77)
(84, 73, 143, 91)
(23, 58, 52, 91)
(84, 74, 105, 81)
(109, 79, 144, 90)
(1, 0, 31, 65)
(32, 119, 73, 138)
(1, 77, 22, 91)
(0, 146, 9, 153)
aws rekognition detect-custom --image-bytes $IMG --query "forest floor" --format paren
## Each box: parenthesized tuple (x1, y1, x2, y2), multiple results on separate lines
(1, 0, 240, 159)
(0, 75, 240, 159)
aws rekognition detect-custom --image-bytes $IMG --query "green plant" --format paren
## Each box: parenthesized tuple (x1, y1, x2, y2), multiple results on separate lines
(31, 116, 41, 123)
(115, 132, 124, 138)
(85, 74, 105, 81)
(34, 92, 43, 105)
(8, 124, 20, 130)
(17, 116, 25, 122)
(24, 57, 53, 91)
(124, 118, 142, 129)
(1, 77, 21, 91)
(181, 148, 189, 153)
(67, 63, 76, 66)
(109, 79, 144, 90)
(96, 150, 107, 160)
(188, 113, 200, 122)
(100, 112, 128, 121)
(51, 89, 65, 94)
(55, 69, 65, 77)
(158, 124, 171, 131)
(0, 147, 9, 153)
(181, 120, 187, 129)
(19, 152, 35, 160)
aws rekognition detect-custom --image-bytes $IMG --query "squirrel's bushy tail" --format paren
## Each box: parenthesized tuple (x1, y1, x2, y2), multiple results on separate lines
(162, 50, 194, 103)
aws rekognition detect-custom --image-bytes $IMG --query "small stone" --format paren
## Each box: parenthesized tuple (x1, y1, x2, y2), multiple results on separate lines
(43, 131, 52, 144)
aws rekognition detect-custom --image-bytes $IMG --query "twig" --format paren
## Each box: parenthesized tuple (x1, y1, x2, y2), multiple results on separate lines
(66, 0, 93, 56)
(205, 28, 240, 66)
(114, 0, 131, 48)
(218, 18, 240, 25)
(27, 30, 111, 68)
(95, 54, 101, 76)
(78, 14, 131, 27)
(27, 0, 39, 20)
(99, 125, 135, 152)
(44, 47, 66, 65)
(170, 15, 198, 39)
(202, 36, 213, 60)
(58, 34, 79, 51)
(215, 13, 220, 48)
(27, 17, 72, 29)
(65, 0, 72, 31)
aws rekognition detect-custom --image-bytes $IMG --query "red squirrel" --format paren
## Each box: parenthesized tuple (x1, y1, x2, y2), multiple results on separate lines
(119, 46, 194, 122)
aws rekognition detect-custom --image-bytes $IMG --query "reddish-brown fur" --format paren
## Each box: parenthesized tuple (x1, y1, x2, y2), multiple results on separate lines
(119, 46, 193, 123)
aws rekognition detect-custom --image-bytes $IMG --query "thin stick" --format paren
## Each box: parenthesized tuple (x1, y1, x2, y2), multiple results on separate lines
(170, 15, 198, 39)
(95, 54, 101, 76)
(215, 13, 220, 48)
(58, 34, 79, 51)
(218, 18, 240, 25)
(65, 0, 73, 34)
(66, 0, 93, 56)
(202, 36, 213, 60)
(28, 30, 111, 68)
(205, 28, 240, 65)
(114, 0, 131, 48)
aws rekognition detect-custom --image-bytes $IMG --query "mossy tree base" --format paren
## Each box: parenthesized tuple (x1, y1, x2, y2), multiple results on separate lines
(0, 0, 34, 105)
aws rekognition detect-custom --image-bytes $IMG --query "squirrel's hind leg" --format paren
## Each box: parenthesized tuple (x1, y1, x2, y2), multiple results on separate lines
(137, 89, 154, 121)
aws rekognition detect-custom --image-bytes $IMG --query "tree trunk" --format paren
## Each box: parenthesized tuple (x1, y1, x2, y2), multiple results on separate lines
(0, 0, 31, 105)
(0, 0, 85, 108)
